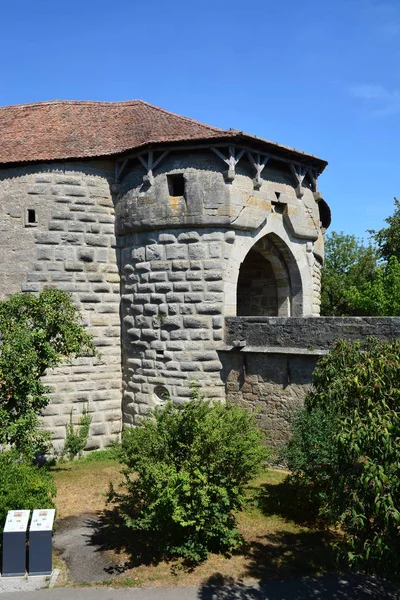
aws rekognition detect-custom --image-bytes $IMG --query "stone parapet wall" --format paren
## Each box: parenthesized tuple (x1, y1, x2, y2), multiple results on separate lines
(225, 316, 400, 349)
(222, 316, 400, 446)
(0, 162, 122, 451)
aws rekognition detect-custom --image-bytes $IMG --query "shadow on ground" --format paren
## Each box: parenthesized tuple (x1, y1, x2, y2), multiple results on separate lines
(197, 573, 399, 599)
(251, 477, 321, 527)
(87, 507, 337, 580)
(87, 509, 166, 572)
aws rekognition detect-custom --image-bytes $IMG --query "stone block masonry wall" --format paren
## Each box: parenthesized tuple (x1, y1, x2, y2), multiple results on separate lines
(119, 229, 237, 423)
(222, 316, 400, 446)
(222, 351, 317, 447)
(0, 163, 123, 451)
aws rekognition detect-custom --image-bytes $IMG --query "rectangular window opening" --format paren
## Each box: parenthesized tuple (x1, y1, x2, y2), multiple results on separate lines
(167, 174, 185, 197)
(272, 201, 284, 214)
(26, 209, 37, 226)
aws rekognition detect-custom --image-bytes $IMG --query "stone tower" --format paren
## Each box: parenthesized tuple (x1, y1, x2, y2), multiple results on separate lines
(0, 100, 330, 448)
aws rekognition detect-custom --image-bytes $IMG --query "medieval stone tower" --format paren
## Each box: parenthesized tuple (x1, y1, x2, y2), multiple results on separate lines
(0, 100, 332, 449)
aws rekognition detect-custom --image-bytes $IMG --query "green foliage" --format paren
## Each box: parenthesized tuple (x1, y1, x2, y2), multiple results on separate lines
(74, 447, 117, 464)
(281, 407, 339, 512)
(345, 256, 400, 316)
(0, 450, 56, 527)
(0, 289, 96, 457)
(321, 231, 378, 316)
(61, 405, 92, 461)
(110, 400, 269, 564)
(370, 197, 400, 261)
(284, 338, 400, 577)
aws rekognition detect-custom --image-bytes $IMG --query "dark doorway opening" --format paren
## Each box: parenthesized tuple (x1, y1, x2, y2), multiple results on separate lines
(237, 250, 278, 316)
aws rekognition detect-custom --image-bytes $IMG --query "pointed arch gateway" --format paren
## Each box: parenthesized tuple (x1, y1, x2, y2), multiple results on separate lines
(236, 233, 303, 317)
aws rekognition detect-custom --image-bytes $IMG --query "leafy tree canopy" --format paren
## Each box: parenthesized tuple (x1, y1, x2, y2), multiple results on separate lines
(321, 231, 378, 316)
(370, 197, 400, 261)
(0, 289, 96, 458)
(345, 256, 400, 316)
(283, 338, 400, 578)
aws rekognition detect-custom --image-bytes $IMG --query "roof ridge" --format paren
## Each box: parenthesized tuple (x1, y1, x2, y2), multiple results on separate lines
(0, 99, 144, 111)
(137, 100, 226, 133)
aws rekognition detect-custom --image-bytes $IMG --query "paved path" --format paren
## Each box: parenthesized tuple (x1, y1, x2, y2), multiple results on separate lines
(0, 575, 398, 599)
(53, 513, 120, 584)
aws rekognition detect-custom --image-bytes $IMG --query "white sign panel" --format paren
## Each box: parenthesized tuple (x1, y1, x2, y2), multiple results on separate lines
(29, 509, 55, 532)
(3, 510, 30, 533)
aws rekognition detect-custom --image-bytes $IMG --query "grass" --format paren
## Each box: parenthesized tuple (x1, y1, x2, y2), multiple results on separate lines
(51, 449, 122, 518)
(51, 452, 338, 588)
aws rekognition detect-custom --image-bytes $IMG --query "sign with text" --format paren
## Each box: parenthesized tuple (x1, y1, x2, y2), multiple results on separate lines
(3, 510, 30, 533)
(29, 509, 55, 532)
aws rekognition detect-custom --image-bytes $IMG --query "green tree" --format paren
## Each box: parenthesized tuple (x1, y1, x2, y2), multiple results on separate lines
(370, 197, 400, 261)
(0, 289, 96, 458)
(284, 338, 400, 578)
(345, 256, 400, 316)
(321, 231, 377, 316)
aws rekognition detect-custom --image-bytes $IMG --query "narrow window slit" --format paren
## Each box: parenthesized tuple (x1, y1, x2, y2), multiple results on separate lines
(27, 209, 37, 224)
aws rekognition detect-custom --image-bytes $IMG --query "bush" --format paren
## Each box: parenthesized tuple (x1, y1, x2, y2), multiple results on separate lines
(109, 399, 269, 564)
(0, 289, 96, 458)
(284, 338, 400, 577)
(61, 405, 92, 461)
(0, 451, 56, 527)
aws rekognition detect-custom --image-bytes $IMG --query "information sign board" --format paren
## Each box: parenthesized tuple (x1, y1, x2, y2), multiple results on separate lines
(29, 509, 55, 532)
(3, 510, 30, 533)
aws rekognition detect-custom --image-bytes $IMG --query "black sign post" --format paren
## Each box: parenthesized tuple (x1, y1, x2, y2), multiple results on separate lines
(2, 510, 30, 577)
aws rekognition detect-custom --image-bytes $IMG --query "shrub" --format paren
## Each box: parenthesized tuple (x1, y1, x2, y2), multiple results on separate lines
(109, 399, 269, 564)
(284, 338, 400, 577)
(0, 451, 56, 527)
(61, 405, 92, 461)
(0, 289, 96, 458)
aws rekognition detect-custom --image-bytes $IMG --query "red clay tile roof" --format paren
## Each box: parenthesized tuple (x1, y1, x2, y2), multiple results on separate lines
(0, 100, 327, 171)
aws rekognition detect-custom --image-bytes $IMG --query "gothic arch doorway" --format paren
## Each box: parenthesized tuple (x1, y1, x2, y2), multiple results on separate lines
(236, 233, 303, 317)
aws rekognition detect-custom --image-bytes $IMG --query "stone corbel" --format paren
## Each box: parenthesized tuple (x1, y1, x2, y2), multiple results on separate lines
(211, 145, 245, 182)
(246, 151, 270, 189)
(289, 164, 307, 198)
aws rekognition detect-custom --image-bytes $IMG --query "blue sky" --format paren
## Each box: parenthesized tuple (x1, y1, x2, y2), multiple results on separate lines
(1, 0, 399, 240)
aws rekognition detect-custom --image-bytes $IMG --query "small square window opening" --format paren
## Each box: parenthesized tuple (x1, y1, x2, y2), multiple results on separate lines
(167, 174, 185, 197)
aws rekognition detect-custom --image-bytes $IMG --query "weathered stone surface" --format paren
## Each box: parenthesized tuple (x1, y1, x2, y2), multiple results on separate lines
(0, 145, 349, 450)
(222, 316, 400, 446)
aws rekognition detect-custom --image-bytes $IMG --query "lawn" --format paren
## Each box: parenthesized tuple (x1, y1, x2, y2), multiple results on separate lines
(51, 452, 338, 587)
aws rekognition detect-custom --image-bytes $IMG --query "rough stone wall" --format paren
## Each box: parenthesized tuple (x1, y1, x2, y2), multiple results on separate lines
(116, 149, 324, 316)
(0, 144, 328, 448)
(119, 229, 231, 423)
(0, 163, 122, 451)
(222, 316, 400, 446)
(237, 251, 278, 316)
(223, 351, 317, 446)
(115, 148, 328, 421)
(311, 258, 322, 316)
(224, 316, 400, 350)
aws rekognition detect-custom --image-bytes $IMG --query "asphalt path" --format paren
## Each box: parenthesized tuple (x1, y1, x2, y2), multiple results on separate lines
(0, 574, 398, 600)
